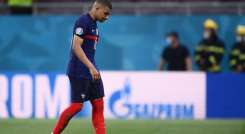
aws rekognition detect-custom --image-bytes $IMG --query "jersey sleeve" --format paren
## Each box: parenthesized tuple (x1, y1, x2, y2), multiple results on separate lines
(73, 19, 87, 39)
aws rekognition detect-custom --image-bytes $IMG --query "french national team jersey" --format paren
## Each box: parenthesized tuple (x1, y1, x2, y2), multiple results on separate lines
(67, 13, 99, 79)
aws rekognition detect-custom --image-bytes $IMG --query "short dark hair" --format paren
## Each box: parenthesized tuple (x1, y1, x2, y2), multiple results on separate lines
(96, 0, 112, 9)
(166, 31, 179, 39)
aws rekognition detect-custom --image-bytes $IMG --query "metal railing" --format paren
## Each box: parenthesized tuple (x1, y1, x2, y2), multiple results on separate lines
(0, 1, 245, 15)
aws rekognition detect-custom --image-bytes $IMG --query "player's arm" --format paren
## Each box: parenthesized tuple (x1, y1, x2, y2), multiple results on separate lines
(72, 35, 100, 80)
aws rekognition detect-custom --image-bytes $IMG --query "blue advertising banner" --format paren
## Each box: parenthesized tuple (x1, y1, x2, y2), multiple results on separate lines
(0, 73, 90, 119)
(207, 73, 245, 118)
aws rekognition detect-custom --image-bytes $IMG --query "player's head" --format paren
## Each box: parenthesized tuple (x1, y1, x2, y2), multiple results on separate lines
(90, 0, 112, 22)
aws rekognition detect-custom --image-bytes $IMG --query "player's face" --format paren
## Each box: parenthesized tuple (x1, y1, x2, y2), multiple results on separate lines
(96, 6, 111, 22)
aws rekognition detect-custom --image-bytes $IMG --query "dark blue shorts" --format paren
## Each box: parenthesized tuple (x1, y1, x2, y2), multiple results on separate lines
(68, 76, 105, 103)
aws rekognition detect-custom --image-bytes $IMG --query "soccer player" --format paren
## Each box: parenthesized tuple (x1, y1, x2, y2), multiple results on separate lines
(51, 0, 112, 134)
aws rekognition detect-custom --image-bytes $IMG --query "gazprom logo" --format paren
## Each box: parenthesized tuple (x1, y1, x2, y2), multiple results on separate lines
(109, 79, 195, 119)
(109, 79, 131, 119)
(0, 74, 70, 119)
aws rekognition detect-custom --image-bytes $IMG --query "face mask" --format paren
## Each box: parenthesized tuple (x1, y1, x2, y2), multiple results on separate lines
(236, 36, 242, 42)
(203, 31, 211, 39)
(166, 37, 172, 45)
(237, 35, 245, 42)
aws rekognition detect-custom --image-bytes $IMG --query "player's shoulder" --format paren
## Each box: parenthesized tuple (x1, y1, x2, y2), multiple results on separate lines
(75, 14, 90, 27)
(78, 14, 89, 21)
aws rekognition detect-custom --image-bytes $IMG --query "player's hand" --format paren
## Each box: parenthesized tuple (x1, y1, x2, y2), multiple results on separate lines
(89, 66, 100, 80)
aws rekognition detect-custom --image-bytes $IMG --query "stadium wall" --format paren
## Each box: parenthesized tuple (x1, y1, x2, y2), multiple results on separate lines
(0, 15, 245, 71)
(0, 72, 244, 119)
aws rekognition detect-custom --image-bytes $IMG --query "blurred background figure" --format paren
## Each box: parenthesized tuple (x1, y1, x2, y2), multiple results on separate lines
(159, 32, 192, 71)
(7, 0, 33, 15)
(194, 19, 225, 72)
(229, 25, 245, 72)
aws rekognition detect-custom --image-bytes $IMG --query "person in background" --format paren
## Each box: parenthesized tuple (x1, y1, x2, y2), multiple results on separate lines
(229, 25, 245, 72)
(194, 19, 225, 72)
(159, 32, 192, 71)
(7, 0, 33, 15)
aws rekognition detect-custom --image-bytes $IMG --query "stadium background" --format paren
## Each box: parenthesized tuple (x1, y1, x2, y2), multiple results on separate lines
(0, 0, 245, 134)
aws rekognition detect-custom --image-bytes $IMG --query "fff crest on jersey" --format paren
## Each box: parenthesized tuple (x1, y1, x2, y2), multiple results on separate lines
(75, 27, 83, 35)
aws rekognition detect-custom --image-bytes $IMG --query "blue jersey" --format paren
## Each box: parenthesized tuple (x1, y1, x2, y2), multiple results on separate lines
(67, 13, 99, 79)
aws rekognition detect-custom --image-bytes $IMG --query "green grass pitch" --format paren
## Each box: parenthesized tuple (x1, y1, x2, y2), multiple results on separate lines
(0, 119, 245, 134)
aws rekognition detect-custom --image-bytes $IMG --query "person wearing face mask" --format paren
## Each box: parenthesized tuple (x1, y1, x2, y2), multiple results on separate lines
(194, 19, 225, 72)
(159, 32, 192, 71)
(229, 25, 245, 72)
